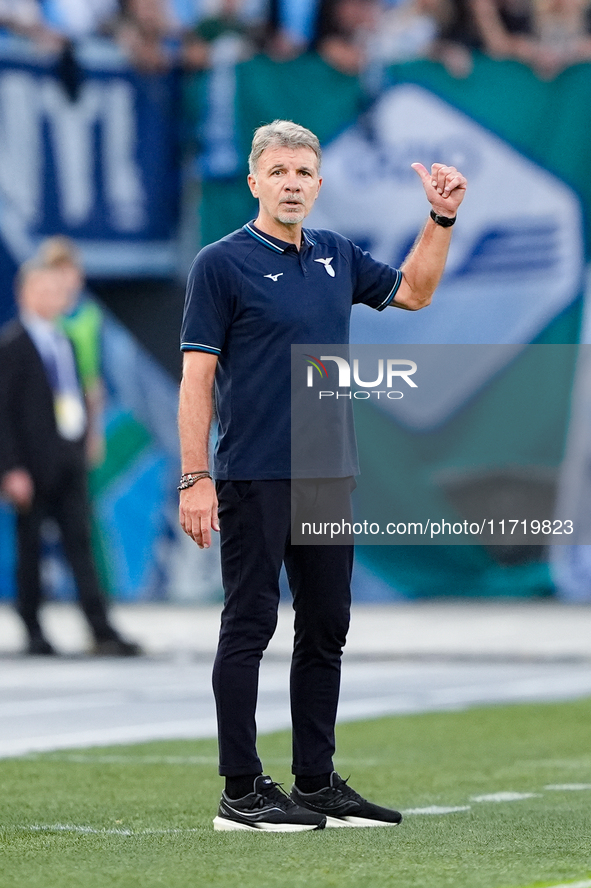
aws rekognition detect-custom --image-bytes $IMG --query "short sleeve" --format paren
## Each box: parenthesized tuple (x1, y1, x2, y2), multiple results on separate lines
(350, 241, 402, 311)
(180, 244, 235, 354)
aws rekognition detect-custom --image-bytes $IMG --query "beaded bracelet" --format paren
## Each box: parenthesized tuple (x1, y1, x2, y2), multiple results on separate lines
(178, 471, 212, 491)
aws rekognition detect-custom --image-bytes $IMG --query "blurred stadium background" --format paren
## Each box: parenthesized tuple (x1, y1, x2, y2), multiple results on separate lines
(2, 0, 591, 608)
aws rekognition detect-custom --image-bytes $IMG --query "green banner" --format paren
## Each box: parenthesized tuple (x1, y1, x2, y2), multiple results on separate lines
(194, 52, 588, 598)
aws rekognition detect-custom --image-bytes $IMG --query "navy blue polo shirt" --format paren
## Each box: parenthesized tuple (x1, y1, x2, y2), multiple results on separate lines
(180, 222, 402, 479)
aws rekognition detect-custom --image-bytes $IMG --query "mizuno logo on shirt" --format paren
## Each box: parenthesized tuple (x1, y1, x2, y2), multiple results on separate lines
(264, 273, 283, 282)
(315, 257, 335, 277)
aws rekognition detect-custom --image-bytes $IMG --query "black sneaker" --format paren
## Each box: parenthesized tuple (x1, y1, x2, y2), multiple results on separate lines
(213, 775, 327, 832)
(26, 635, 57, 656)
(91, 637, 143, 657)
(290, 771, 403, 828)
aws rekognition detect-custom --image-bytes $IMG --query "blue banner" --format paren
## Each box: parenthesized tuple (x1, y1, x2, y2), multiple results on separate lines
(0, 43, 180, 278)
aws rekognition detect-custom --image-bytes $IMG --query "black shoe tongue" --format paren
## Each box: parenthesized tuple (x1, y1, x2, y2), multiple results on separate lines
(260, 776, 273, 787)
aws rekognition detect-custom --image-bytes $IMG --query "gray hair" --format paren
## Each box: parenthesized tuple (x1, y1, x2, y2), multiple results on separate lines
(36, 235, 82, 271)
(248, 120, 321, 176)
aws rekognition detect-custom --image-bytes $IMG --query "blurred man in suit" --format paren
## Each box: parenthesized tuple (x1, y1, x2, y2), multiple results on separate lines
(38, 236, 106, 469)
(0, 258, 141, 656)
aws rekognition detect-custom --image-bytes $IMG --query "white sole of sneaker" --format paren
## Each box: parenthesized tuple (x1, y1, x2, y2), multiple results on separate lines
(325, 815, 401, 828)
(213, 816, 323, 832)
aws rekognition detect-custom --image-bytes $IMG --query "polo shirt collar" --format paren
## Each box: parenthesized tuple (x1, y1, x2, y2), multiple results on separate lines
(244, 221, 316, 253)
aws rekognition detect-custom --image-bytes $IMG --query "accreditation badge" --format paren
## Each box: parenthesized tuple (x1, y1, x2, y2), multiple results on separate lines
(54, 393, 86, 441)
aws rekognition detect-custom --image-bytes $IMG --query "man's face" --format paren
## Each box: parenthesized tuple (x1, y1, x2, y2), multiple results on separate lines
(248, 145, 322, 229)
(20, 269, 72, 321)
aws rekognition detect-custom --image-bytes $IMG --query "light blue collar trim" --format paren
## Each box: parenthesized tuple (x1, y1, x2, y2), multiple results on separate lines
(244, 223, 285, 254)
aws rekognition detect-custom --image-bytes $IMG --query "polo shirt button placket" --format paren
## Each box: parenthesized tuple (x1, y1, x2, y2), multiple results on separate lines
(299, 249, 308, 278)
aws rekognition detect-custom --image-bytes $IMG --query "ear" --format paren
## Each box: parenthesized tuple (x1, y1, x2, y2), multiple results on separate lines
(247, 173, 258, 198)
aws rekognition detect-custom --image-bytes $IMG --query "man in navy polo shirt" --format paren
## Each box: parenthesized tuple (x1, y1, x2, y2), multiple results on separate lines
(179, 120, 467, 832)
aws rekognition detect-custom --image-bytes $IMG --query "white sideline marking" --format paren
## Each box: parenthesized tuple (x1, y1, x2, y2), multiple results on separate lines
(23, 823, 200, 837)
(542, 881, 591, 888)
(403, 806, 471, 816)
(545, 784, 591, 791)
(470, 792, 540, 803)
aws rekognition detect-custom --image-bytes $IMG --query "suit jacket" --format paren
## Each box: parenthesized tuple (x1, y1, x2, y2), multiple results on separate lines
(0, 319, 85, 495)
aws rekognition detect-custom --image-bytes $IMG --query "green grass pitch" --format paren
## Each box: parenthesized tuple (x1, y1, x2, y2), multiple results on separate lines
(1, 698, 591, 888)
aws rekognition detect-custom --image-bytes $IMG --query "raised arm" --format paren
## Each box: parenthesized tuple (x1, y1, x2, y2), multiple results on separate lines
(391, 162, 467, 311)
(178, 349, 219, 549)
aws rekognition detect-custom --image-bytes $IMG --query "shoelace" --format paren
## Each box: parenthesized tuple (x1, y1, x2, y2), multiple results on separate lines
(333, 774, 363, 803)
(255, 781, 295, 810)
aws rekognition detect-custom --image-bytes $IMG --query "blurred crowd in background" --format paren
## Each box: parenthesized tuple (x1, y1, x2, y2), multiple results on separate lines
(1, 0, 591, 82)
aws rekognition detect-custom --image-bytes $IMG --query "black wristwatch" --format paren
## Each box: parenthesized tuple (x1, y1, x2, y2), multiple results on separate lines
(430, 209, 456, 227)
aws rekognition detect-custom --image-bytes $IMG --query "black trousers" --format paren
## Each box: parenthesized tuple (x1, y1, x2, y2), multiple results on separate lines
(16, 453, 114, 642)
(213, 478, 354, 778)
